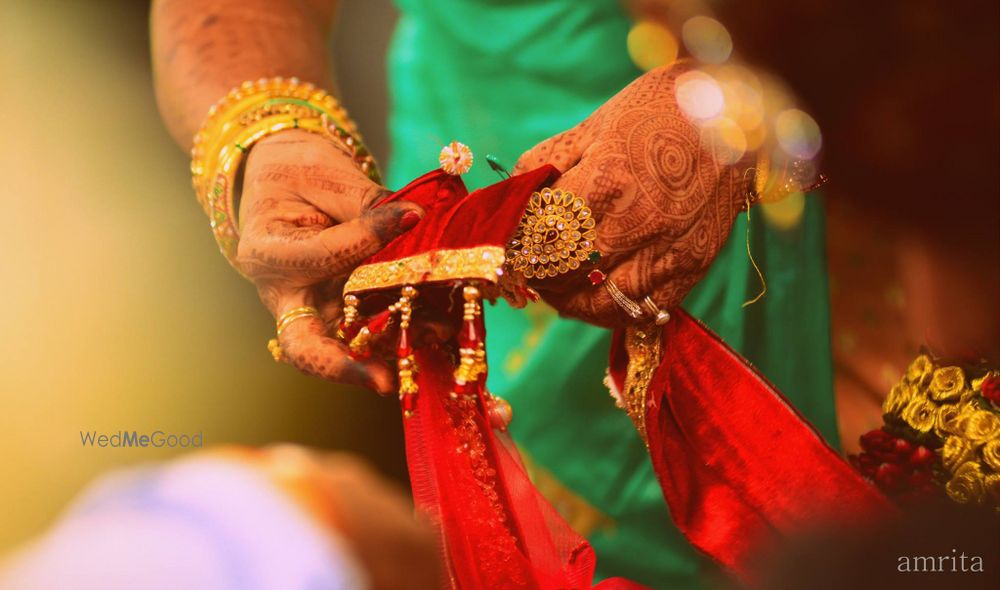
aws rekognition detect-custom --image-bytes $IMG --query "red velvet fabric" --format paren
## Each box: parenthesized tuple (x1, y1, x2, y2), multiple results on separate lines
(609, 309, 895, 582)
(369, 166, 561, 265)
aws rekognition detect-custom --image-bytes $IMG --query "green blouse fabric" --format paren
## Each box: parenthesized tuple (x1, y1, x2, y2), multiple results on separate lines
(385, 1, 838, 587)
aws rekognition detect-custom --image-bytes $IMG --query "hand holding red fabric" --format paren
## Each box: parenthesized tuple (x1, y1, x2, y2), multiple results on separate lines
(513, 63, 752, 327)
(237, 129, 423, 393)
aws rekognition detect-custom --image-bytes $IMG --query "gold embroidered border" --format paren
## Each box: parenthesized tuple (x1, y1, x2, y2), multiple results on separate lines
(622, 325, 663, 445)
(344, 246, 506, 294)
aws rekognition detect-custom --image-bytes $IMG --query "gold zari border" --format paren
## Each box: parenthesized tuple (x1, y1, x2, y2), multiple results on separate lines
(344, 246, 506, 295)
(622, 325, 663, 445)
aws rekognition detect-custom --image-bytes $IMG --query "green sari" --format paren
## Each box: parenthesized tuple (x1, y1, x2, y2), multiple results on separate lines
(386, 1, 837, 587)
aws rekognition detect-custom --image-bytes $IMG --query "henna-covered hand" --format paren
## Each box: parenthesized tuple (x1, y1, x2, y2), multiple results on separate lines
(513, 63, 752, 328)
(238, 129, 422, 393)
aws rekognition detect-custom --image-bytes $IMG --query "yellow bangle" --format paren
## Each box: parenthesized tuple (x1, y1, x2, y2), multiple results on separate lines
(191, 77, 380, 273)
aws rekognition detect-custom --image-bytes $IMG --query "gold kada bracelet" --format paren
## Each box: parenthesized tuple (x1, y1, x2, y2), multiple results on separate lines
(190, 77, 380, 273)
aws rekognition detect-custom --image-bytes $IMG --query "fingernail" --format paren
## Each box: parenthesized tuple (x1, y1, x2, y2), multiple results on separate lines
(399, 210, 422, 231)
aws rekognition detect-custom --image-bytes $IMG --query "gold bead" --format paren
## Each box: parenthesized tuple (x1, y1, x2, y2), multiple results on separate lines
(267, 338, 284, 362)
(401, 285, 417, 298)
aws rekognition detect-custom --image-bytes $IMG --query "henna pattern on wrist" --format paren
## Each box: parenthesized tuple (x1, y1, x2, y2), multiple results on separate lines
(520, 65, 751, 325)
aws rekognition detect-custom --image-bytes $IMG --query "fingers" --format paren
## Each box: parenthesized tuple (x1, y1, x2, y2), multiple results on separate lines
(512, 121, 596, 175)
(247, 128, 389, 223)
(311, 200, 424, 274)
(538, 263, 626, 329)
(300, 147, 392, 222)
(278, 313, 396, 394)
(542, 290, 622, 329)
(238, 200, 423, 284)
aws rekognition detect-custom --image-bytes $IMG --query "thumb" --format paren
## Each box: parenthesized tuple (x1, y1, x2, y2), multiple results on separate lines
(316, 200, 425, 272)
(359, 200, 425, 250)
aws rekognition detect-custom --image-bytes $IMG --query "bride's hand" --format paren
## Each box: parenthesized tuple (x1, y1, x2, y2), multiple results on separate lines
(237, 129, 423, 393)
(513, 63, 751, 328)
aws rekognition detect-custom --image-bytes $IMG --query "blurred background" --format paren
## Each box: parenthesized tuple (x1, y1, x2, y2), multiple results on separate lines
(0, 0, 404, 552)
(1, 0, 997, 556)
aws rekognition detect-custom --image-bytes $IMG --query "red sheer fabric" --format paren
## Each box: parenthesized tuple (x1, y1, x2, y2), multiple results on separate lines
(405, 345, 646, 589)
(609, 309, 895, 582)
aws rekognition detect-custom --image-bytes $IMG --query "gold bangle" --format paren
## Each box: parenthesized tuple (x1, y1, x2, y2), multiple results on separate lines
(276, 306, 321, 336)
(191, 77, 380, 273)
(267, 305, 321, 363)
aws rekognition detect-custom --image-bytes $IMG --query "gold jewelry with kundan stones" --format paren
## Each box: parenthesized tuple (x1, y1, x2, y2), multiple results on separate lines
(191, 77, 379, 273)
(506, 187, 598, 279)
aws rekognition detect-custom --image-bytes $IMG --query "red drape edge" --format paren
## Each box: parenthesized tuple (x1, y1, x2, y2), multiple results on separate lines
(609, 309, 895, 583)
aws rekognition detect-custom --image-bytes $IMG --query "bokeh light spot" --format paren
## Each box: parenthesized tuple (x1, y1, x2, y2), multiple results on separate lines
(627, 20, 679, 72)
(761, 191, 806, 230)
(775, 108, 823, 159)
(743, 124, 767, 151)
(682, 16, 733, 64)
(675, 70, 724, 122)
(703, 117, 747, 165)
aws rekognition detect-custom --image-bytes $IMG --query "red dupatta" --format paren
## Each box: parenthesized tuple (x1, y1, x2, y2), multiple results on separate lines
(340, 167, 890, 588)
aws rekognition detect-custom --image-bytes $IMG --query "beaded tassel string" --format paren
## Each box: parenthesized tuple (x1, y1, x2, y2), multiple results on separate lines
(453, 284, 487, 400)
(395, 286, 419, 417)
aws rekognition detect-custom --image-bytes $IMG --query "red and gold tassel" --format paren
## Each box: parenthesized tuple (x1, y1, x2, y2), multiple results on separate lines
(349, 308, 395, 359)
(337, 294, 360, 340)
(454, 284, 487, 399)
(397, 285, 419, 418)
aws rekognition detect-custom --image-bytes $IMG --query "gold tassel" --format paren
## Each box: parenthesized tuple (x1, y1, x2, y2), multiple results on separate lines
(337, 294, 359, 340)
(348, 326, 372, 356)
